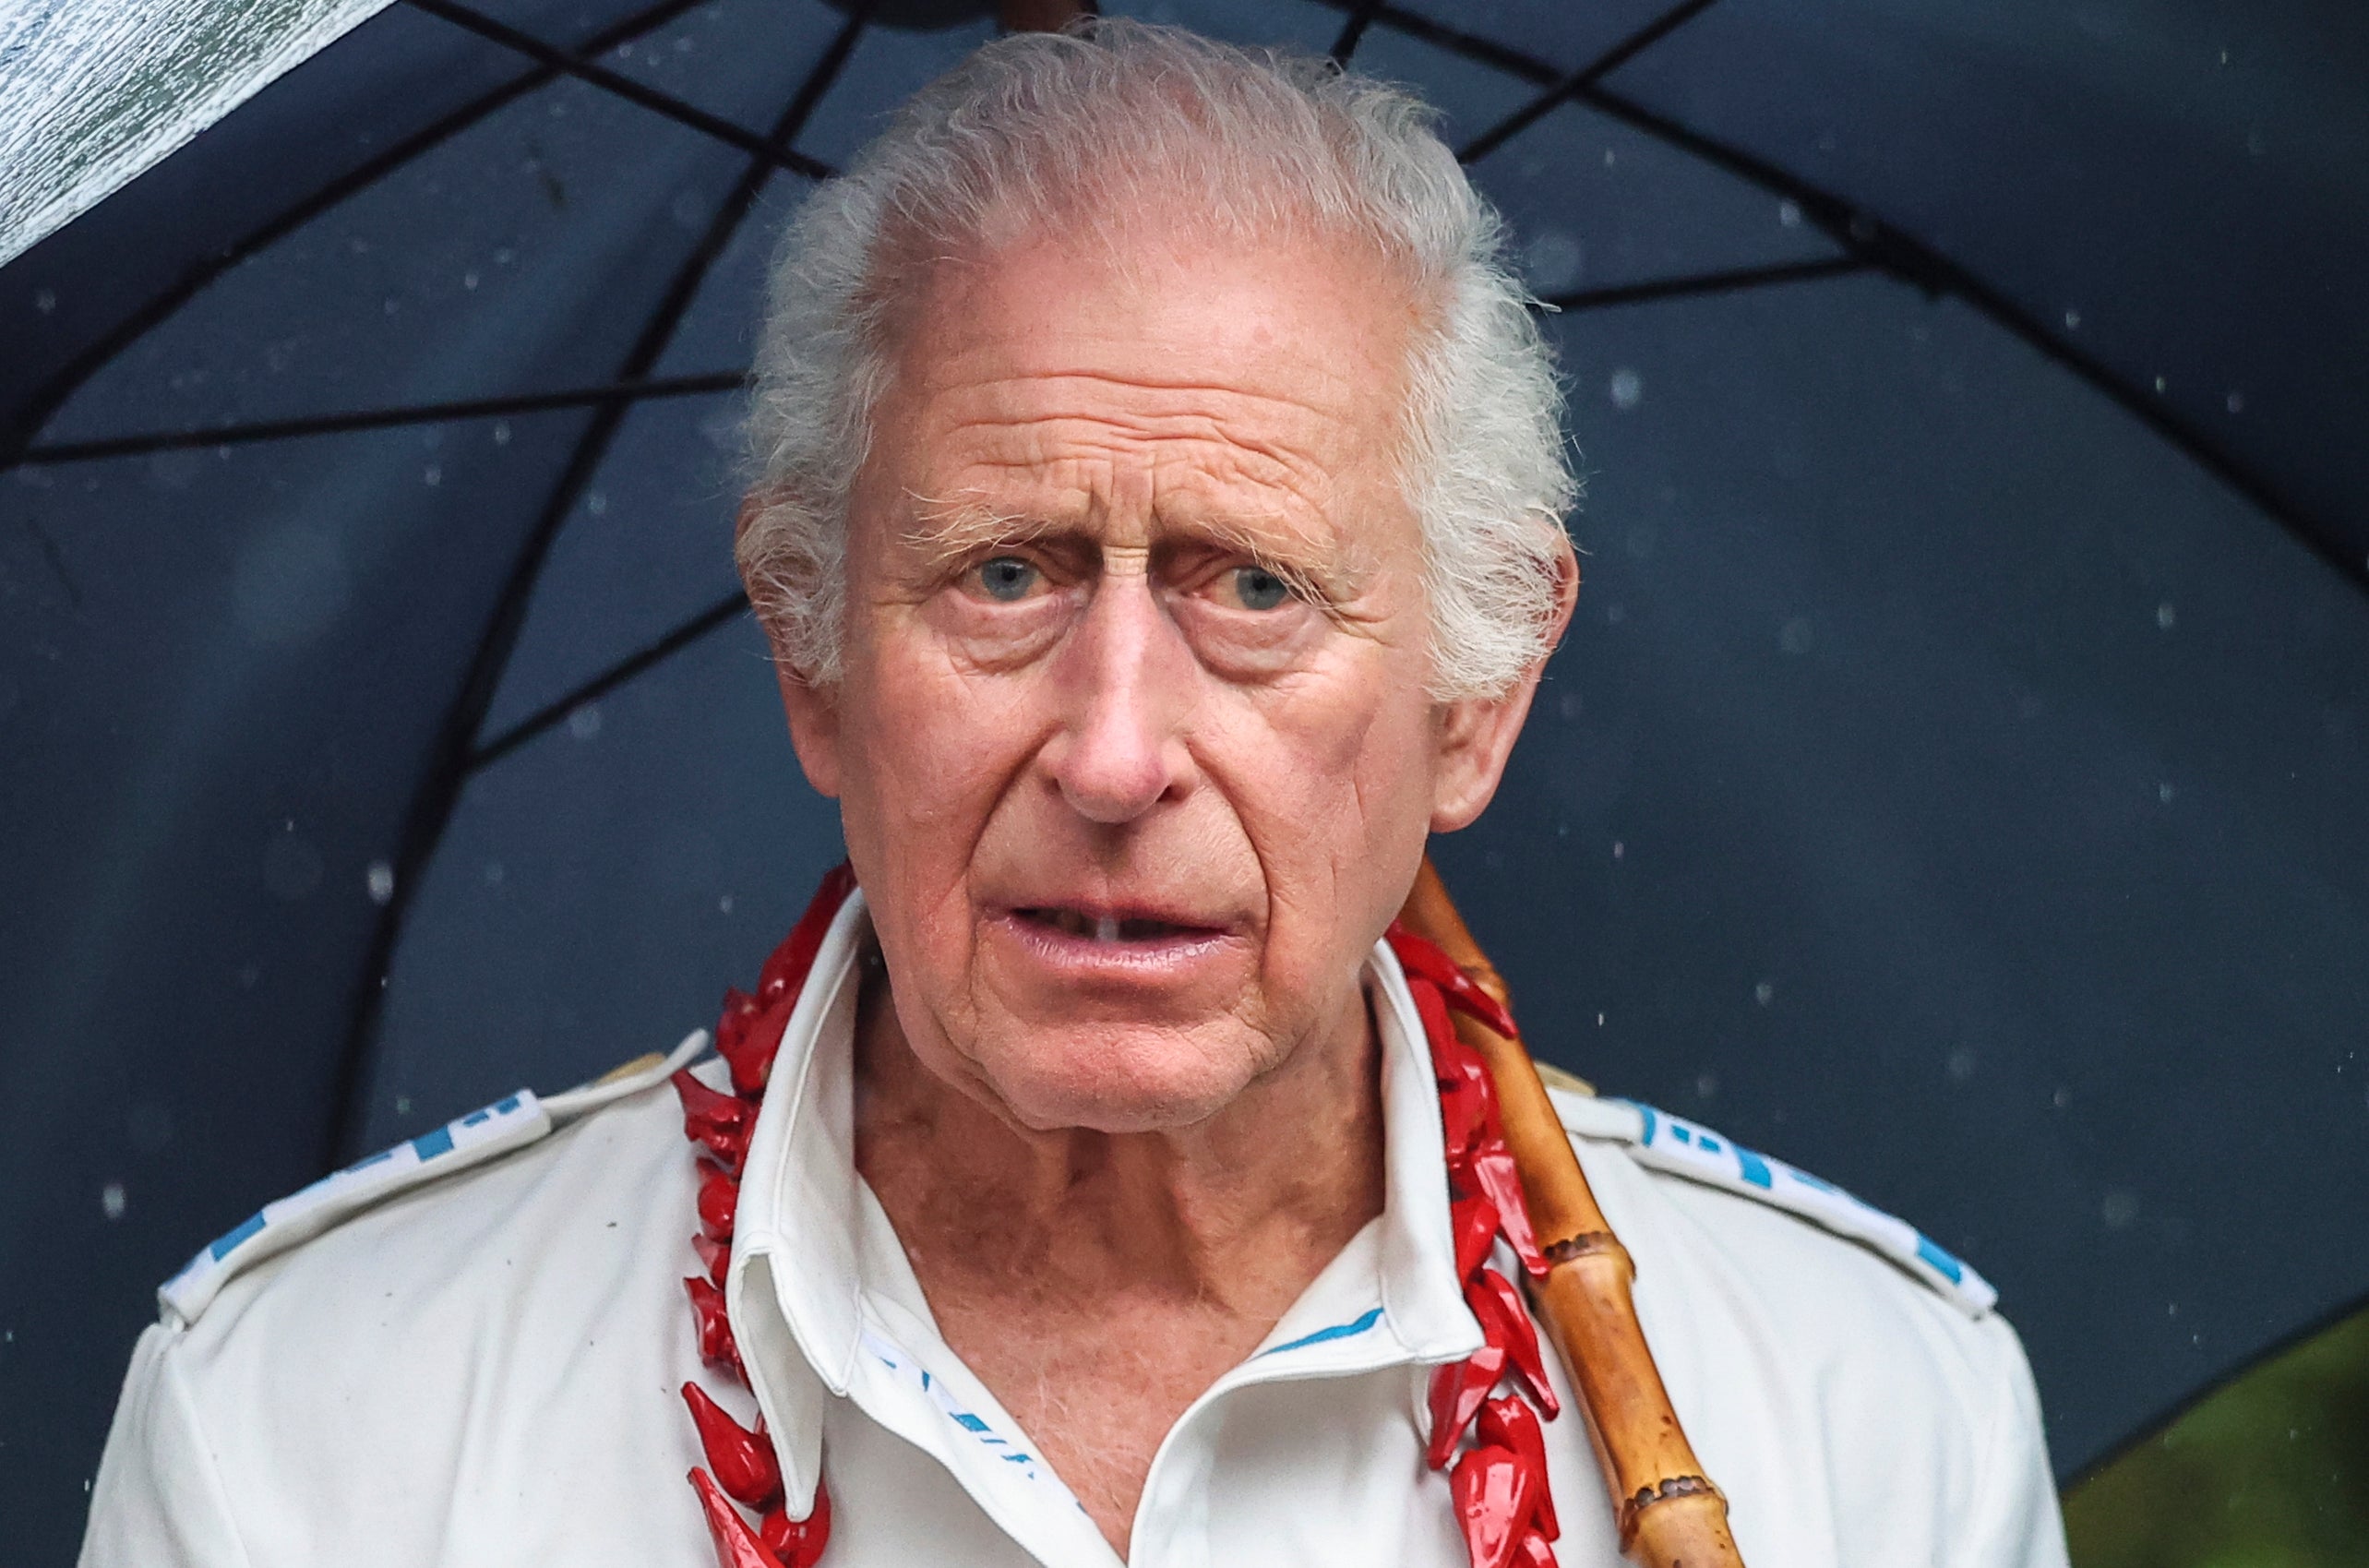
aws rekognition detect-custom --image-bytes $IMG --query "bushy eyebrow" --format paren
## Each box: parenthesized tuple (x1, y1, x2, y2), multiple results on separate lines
(898, 492, 1375, 608)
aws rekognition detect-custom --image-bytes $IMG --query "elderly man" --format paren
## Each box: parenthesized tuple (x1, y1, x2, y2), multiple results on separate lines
(83, 22, 2066, 1568)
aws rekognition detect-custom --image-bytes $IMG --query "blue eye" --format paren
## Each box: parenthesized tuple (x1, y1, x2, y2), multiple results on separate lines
(976, 557, 1039, 602)
(1232, 566, 1290, 611)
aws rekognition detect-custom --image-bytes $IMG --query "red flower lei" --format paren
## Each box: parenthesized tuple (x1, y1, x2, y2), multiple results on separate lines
(670, 868, 1565, 1568)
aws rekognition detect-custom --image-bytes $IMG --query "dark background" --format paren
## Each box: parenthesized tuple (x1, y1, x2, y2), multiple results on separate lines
(4, 0, 2363, 1561)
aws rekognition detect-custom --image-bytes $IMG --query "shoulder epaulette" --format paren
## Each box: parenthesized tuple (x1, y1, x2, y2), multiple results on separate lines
(159, 1031, 708, 1324)
(1548, 1088, 1996, 1319)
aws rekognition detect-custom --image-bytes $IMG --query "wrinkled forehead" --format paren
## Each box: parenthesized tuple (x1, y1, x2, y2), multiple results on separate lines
(856, 222, 1427, 564)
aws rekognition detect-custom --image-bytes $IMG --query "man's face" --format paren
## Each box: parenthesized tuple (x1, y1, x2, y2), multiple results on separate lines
(774, 222, 1552, 1134)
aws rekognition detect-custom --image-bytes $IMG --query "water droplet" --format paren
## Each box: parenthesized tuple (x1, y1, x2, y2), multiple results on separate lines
(394, 1095, 413, 1116)
(587, 489, 608, 516)
(1605, 603, 1626, 625)
(1694, 1071, 1719, 1099)
(462, 270, 480, 292)
(366, 860, 396, 904)
(1609, 366, 1643, 410)
(719, 893, 736, 915)
(2052, 1086, 2071, 1109)
(423, 464, 441, 487)
(101, 1183, 126, 1221)
(1777, 199, 1802, 228)
(1601, 148, 1616, 167)
(33, 287, 56, 314)
(492, 421, 512, 447)
(2152, 375, 2167, 394)
(2102, 1191, 2139, 1227)
(1611, 840, 1624, 860)
(1779, 616, 1814, 654)
(2063, 307, 2081, 329)
(568, 703, 603, 740)
(1753, 981, 1774, 1006)
(2159, 782, 2175, 804)
(2225, 390, 2244, 414)
(484, 860, 506, 886)
(1596, 1012, 1605, 1026)
(1947, 1048, 1977, 1082)
(2156, 601, 2176, 629)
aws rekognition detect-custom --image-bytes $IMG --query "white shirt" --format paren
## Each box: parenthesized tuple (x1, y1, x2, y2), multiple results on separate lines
(82, 893, 2067, 1567)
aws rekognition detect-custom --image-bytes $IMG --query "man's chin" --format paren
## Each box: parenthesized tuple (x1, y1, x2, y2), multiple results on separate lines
(971, 1025, 1270, 1135)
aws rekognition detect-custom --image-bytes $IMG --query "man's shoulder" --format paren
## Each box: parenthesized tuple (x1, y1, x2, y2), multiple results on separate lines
(162, 1036, 711, 1347)
(1547, 1085, 1995, 1317)
(1545, 1083, 2030, 1414)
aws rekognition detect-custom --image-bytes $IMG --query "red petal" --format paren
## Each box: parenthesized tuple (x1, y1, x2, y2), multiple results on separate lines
(1466, 1270, 1559, 1419)
(1514, 1528, 1559, 1568)
(716, 989, 789, 1098)
(682, 1382, 783, 1510)
(699, 1167, 740, 1243)
(673, 1070, 755, 1167)
(685, 1276, 742, 1378)
(1425, 1343, 1507, 1469)
(756, 863, 857, 1006)
(1466, 1143, 1546, 1277)
(1478, 1395, 1559, 1539)
(759, 1482, 832, 1568)
(1387, 927, 1522, 1041)
(1450, 1442, 1537, 1568)
(1452, 1194, 1502, 1281)
(688, 1466, 787, 1568)
(1437, 1048, 1495, 1169)
(693, 1232, 730, 1288)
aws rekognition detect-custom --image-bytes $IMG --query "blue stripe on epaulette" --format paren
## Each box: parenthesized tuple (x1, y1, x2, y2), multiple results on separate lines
(1599, 1096, 1998, 1318)
(209, 1213, 266, 1262)
(159, 1088, 549, 1323)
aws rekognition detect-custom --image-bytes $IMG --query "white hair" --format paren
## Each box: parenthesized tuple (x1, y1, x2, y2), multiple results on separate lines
(739, 18, 1574, 699)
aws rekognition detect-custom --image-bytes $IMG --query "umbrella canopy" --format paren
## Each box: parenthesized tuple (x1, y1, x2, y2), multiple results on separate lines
(4, 1, 2364, 1560)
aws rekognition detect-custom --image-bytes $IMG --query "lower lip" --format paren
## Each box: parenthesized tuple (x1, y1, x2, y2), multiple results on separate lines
(985, 910, 1242, 980)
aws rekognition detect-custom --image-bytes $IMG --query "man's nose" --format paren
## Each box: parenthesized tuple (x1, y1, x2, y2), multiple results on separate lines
(1040, 570, 1195, 825)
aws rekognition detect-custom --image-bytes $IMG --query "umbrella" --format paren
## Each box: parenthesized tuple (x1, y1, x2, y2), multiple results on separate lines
(3, 1, 2363, 1560)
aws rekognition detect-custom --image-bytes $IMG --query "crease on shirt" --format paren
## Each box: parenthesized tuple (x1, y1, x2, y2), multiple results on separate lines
(157, 1327, 261, 1568)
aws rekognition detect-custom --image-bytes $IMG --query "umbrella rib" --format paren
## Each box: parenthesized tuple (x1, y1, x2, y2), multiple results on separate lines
(1455, 0, 1729, 166)
(467, 590, 752, 772)
(1327, 0, 1387, 66)
(15, 373, 747, 463)
(323, 7, 875, 1170)
(1316, 0, 2359, 595)
(0, 0, 718, 472)
(402, 0, 833, 181)
(1540, 256, 1872, 312)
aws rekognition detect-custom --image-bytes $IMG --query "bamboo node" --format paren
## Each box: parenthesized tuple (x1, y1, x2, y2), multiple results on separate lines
(1618, 1473, 1725, 1544)
(1540, 1231, 1624, 1266)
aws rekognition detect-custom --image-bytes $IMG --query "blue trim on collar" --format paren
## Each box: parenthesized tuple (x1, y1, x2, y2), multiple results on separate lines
(1257, 1305, 1385, 1358)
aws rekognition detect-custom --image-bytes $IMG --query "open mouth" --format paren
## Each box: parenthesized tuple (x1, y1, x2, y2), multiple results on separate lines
(1013, 907, 1214, 944)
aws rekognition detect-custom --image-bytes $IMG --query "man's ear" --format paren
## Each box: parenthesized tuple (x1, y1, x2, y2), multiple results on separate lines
(1429, 536, 1579, 832)
(774, 654, 843, 801)
(740, 491, 844, 801)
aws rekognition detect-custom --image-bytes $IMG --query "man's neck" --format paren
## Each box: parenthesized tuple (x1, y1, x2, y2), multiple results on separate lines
(851, 961, 1387, 1554)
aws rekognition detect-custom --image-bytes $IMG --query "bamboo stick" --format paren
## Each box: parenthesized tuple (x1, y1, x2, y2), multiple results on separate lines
(1398, 857, 1744, 1568)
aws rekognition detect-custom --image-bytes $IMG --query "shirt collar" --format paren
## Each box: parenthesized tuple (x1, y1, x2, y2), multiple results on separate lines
(724, 890, 1479, 1508)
